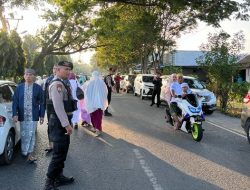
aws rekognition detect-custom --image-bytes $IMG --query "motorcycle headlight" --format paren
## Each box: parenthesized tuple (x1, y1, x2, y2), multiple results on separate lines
(188, 106, 202, 113)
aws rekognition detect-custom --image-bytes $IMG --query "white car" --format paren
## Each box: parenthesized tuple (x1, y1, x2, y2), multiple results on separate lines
(134, 74, 155, 99)
(0, 80, 20, 165)
(160, 75, 216, 114)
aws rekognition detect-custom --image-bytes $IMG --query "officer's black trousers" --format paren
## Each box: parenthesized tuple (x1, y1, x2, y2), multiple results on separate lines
(47, 141, 69, 179)
(107, 87, 112, 105)
(152, 89, 161, 106)
(105, 87, 112, 112)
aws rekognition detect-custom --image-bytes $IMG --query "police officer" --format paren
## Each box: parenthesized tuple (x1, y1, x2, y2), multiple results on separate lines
(44, 61, 75, 190)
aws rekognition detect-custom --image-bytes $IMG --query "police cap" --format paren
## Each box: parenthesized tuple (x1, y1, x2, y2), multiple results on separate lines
(57, 61, 73, 70)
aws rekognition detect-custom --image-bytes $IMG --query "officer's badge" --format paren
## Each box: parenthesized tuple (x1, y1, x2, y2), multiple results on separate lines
(57, 84, 63, 92)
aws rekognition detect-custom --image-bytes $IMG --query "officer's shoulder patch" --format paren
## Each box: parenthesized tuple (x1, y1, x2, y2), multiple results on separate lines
(56, 84, 63, 92)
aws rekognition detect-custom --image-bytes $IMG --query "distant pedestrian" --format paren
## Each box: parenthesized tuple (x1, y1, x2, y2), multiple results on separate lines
(104, 68, 114, 116)
(151, 71, 162, 107)
(12, 68, 45, 163)
(114, 73, 122, 93)
(68, 72, 81, 129)
(85, 71, 108, 136)
(80, 82, 92, 127)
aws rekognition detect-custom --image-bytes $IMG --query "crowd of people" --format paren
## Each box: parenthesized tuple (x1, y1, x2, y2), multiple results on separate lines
(150, 73, 193, 130)
(11, 61, 193, 190)
(11, 62, 116, 190)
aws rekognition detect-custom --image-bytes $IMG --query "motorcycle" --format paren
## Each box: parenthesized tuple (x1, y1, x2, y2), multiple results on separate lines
(171, 94, 205, 142)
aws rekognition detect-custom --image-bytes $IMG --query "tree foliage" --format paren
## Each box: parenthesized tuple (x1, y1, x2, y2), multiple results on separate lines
(197, 30, 245, 111)
(0, 30, 25, 80)
(90, 0, 249, 72)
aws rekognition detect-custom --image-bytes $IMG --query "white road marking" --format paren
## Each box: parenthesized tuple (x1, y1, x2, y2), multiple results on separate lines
(133, 149, 163, 190)
(206, 121, 247, 139)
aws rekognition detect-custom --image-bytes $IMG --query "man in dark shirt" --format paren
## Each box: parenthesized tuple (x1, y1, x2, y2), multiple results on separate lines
(150, 72, 162, 107)
(104, 68, 114, 116)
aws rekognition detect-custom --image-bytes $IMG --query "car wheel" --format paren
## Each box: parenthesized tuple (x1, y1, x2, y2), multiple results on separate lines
(0, 131, 15, 165)
(205, 110, 214, 115)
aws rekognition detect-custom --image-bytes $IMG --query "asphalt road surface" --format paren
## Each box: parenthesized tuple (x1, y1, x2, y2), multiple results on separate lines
(0, 93, 250, 190)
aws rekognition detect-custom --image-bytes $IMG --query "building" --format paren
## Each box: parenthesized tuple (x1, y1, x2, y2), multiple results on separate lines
(238, 54, 250, 82)
(163, 50, 207, 80)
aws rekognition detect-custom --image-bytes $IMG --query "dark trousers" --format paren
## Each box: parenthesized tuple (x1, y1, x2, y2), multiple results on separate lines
(115, 82, 120, 93)
(165, 102, 173, 125)
(152, 89, 161, 106)
(105, 87, 112, 112)
(46, 111, 52, 142)
(47, 141, 69, 179)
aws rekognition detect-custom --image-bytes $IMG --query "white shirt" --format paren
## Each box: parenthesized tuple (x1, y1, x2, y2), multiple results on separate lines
(170, 82, 182, 102)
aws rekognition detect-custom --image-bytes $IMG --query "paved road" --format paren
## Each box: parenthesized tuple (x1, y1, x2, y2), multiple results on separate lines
(0, 93, 250, 190)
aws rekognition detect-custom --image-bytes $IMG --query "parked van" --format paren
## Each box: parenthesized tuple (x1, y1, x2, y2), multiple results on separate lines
(134, 74, 155, 99)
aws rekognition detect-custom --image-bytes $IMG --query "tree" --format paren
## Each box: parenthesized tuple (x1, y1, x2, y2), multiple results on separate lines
(0, 30, 25, 80)
(94, 4, 160, 72)
(92, 0, 249, 72)
(32, 3, 97, 70)
(196, 31, 245, 111)
(29, 0, 249, 71)
(22, 34, 40, 67)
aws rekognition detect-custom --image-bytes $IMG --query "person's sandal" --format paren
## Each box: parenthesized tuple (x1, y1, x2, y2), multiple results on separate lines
(27, 157, 37, 164)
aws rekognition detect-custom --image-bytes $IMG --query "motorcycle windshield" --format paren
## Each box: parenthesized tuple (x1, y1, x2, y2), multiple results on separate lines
(185, 94, 199, 107)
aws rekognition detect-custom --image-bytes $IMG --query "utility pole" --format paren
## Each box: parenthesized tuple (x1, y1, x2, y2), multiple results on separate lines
(5, 16, 23, 30)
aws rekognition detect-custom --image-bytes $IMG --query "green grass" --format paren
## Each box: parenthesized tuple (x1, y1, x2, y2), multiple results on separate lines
(217, 100, 242, 118)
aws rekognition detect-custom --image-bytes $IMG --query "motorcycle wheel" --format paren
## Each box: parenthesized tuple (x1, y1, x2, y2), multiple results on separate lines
(191, 123, 203, 142)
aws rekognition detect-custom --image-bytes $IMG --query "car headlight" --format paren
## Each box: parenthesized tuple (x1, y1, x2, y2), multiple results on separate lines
(210, 93, 216, 98)
(188, 106, 202, 113)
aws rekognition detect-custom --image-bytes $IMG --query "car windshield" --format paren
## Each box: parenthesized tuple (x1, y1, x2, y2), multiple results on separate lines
(142, 76, 154, 83)
(184, 78, 205, 89)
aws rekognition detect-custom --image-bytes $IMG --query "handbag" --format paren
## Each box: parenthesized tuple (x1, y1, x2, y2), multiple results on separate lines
(76, 81, 84, 100)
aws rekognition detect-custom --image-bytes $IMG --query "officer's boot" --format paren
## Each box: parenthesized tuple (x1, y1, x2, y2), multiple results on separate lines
(54, 174, 74, 187)
(44, 178, 58, 190)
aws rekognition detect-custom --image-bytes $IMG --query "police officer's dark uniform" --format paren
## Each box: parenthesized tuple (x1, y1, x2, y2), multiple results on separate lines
(104, 68, 114, 116)
(151, 74, 162, 107)
(44, 61, 76, 190)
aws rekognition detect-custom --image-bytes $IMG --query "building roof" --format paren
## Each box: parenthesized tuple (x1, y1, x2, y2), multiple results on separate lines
(239, 55, 250, 65)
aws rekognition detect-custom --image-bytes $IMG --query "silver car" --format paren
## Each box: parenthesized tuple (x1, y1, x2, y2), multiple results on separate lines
(0, 80, 20, 165)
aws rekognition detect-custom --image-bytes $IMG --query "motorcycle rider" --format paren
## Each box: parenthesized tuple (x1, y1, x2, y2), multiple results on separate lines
(170, 73, 183, 130)
(181, 82, 192, 97)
